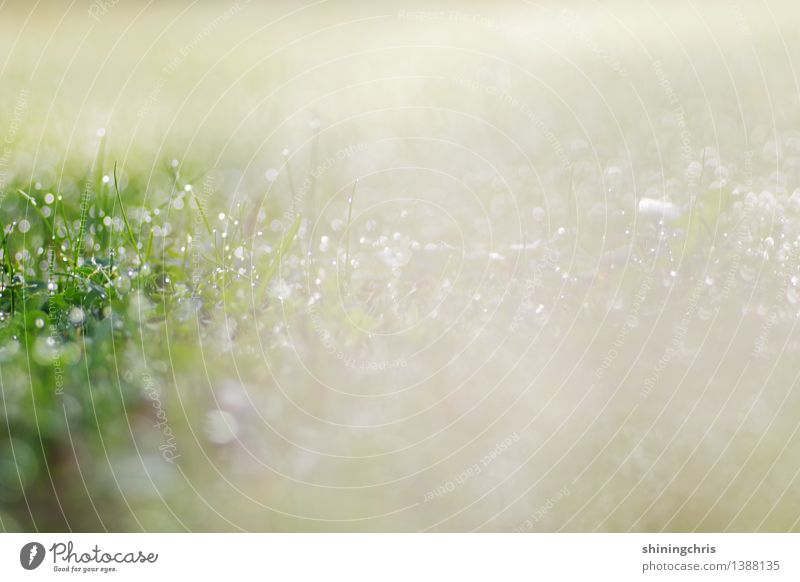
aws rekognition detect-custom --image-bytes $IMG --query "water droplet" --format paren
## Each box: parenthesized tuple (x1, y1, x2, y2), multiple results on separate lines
(68, 307, 85, 324)
(204, 409, 239, 445)
(114, 275, 131, 293)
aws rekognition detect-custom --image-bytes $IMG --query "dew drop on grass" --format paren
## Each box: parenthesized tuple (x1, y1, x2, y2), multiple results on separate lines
(18, 220, 30, 233)
(787, 287, 799, 305)
(68, 307, 85, 324)
(33, 336, 58, 364)
(271, 279, 292, 301)
(265, 168, 279, 182)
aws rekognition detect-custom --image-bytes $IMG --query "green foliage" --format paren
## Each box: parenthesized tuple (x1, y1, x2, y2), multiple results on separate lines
(0, 153, 300, 530)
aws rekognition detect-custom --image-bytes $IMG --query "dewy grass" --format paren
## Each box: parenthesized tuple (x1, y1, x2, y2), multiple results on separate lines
(0, 148, 303, 328)
(0, 140, 307, 529)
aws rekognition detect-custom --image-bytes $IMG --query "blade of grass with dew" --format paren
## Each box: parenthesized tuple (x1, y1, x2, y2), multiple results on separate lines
(16, 189, 54, 237)
(112, 162, 143, 267)
(343, 178, 358, 288)
(73, 176, 93, 270)
(144, 227, 154, 267)
(94, 130, 107, 213)
(258, 213, 302, 297)
(189, 191, 214, 241)
(73, 136, 107, 269)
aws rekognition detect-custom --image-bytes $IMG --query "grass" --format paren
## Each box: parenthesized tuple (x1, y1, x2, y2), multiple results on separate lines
(0, 132, 302, 531)
(3, 0, 800, 534)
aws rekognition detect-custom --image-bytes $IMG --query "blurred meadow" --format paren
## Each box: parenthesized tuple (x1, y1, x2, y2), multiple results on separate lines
(1, 0, 800, 531)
